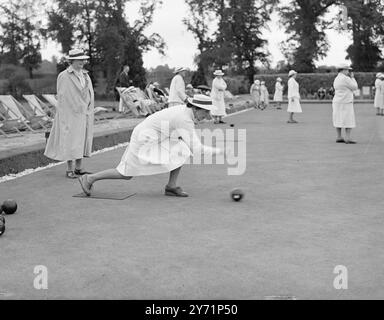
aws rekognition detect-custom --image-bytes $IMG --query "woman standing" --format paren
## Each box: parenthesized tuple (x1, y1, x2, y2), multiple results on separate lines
(78, 94, 226, 197)
(44, 48, 94, 178)
(259, 81, 269, 110)
(273, 77, 284, 110)
(374, 73, 384, 116)
(168, 67, 188, 107)
(287, 70, 302, 123)
(210, 70, 227, 124)
(332, 64, 358, 144)
(250, 79, 261, 109)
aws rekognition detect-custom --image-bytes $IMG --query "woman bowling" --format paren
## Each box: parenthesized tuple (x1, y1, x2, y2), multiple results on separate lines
(78, 94, 227, 197)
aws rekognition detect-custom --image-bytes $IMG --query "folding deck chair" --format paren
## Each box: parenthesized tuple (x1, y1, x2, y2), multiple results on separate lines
(116, 87, 147, 117)
(23, 94, 54, 119)
(0, 95, 36, 132)
(42, 94, 58, 108)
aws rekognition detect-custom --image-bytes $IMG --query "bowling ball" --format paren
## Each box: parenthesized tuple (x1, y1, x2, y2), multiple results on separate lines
(230, 124, 234, 127)
(230, 188, 244, 202)
(0, 215, 5, 236)
(2, 199, 17, 215)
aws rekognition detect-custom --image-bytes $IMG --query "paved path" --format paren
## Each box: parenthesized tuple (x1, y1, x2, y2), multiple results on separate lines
(1, 102, 383, 299)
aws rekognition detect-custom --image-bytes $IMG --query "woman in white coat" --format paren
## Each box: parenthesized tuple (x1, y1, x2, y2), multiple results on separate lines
(374, 73, 384, 116)
(287, 70, 302, 123)
(210, 70, 227, 124)
(250, 79, 261, 109)
(332, 64, 359, 144)
(168, 67, 188, 107)
(78, 94, 226, 198)
(273, 77, 284, 109)
(44, 49, 94, 179)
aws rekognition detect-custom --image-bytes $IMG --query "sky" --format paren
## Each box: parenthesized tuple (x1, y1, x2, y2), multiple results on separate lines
(41, 0, 352, 70)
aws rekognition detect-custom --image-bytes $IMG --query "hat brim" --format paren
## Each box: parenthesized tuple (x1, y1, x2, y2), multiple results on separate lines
(174, 68, 187, 74)
(187, 97, 212, 111)
(214, 72, 224, 76)
(68, 55, 90, 60)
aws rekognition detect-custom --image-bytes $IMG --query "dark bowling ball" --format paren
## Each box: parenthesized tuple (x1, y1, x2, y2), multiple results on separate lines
(230, 124, 234, 127)
(230, 188, 244, 202)
(2, 199, 18, 215)
(0, 215, 5, 236)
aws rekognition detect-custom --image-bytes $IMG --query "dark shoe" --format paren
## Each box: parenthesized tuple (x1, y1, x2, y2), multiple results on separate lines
(165, 186, 189, 197)
(287, 120, 296, 123)
(345, 140, 357, 144)
(78, 175, 92, 196)
(219, 120, 226, 124)
(74, 168, 92, 175)
(336, 138, 345, 143)
(66, 171, 78, 179)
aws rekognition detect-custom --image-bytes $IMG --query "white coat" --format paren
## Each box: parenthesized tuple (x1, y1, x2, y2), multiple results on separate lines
(44, 66, 94, 161)
(116, 105, 221, 176)
(332, 73, 358, 128)
(287, 77, 302, 113)
(374, 79, 384, 109)
(210, 77, 227, 116)
(250, 83, 261, 105)
(168, 74, 187, 106)
(273, 82, 283, 102)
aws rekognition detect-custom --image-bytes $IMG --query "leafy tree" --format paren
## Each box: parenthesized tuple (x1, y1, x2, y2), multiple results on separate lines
(342, 0, 384, 71)
(0, 0, 44, 77)
(280, 0, 337, 73)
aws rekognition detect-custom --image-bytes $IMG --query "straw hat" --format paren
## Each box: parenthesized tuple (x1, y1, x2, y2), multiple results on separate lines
(376, 73, 383, 78)
(213, 70, 224, 76)
(174, 67, 187, 74)
(187, 94, 213, 111)
(277, 77, 282, 82)
(67, 48, 89, 60)
(338, 64, 353, 71)
(288, 70, 297, 77)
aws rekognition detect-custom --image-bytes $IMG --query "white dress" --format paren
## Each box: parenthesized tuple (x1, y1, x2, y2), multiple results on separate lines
(168, 74, 187, 106)
(210, 77, 227, 116)
(287, 78, 302, 113)
(273, 82, 283, 102)
(332, 73, 358, 128)
(116, 105, 221, 176)
(260, 85, 269, 105)
(250, 84, 260, 104)
(374, 79, 384, 109)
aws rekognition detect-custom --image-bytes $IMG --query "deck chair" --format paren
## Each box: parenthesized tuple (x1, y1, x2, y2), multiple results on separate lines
(116, 87, 148, 117)
(42, 94, 58, 108)
(135, 88, 159, 113)
(145, 86, 165, 110)
(23, 94, 54, 119)
(0, 103, 25, 137)
(0, 95, 36, 132)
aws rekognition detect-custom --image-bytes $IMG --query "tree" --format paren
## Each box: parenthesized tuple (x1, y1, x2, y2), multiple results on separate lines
(280, 0, 337, 73)
(0, 0, 44, 77)
(185, 0, 276, 83)
(342, 0, 384, 71)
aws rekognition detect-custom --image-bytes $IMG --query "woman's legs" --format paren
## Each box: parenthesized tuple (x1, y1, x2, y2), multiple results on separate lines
(167, 167, 181, 188)
(345, 128, 356, 143)
(67, 160, 73, 172)
(336, 128, 343, 142)
(87, 169, 132, 185)
(75, 159, 82, 171)
(288, 112, 295, 122)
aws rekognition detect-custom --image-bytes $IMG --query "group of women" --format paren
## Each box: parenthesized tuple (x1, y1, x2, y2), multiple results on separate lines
(43, 48, 361, 198)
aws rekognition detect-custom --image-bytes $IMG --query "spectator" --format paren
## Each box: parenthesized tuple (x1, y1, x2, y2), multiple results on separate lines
(317, 87, 326, 100)
(168, 67, 188, 107)
(273, 77, 284, 110)
(186, 84, 194, 97)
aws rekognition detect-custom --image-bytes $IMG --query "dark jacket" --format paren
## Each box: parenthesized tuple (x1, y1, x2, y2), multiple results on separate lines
(119, 71, 132, 88)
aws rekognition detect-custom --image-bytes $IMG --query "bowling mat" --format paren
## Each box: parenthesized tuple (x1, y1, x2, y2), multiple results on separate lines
(73, 191, 136, 200)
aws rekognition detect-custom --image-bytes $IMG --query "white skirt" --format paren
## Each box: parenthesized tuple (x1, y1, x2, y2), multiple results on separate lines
(116, 126, 191, 177)
(211, 99, 227, 116)
(274, 92, 283, 102)
(332, 102, 356, 128)
(287, 98, 302, 113)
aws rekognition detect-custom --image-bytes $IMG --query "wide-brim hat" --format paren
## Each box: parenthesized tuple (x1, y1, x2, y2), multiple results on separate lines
(186, 84, 194, 89)
(261, 81, 265, 84)
(254, 80, 260, 84)
(277, 77, 282, 81)
(376, 73, 383, 78)
(174, 67, 187, 74)
(338, 64, 353, 71)
(288, 70, 297, 77)
(153, 82, 160, 86)
(213, 70, 224, 76)
(187, 94, 213, 111)
(67, 49, 89, 60)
